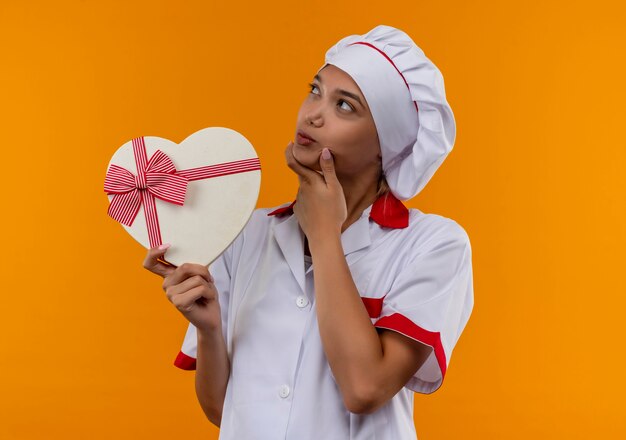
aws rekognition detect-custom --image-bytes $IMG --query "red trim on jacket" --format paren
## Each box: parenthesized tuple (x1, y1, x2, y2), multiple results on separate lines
(267, 192, 409, 229)
(174, 351, 197, 370)
(361, 296, 385, 319)
(267, 200, 297, 217)
(373, 313, 447, 379)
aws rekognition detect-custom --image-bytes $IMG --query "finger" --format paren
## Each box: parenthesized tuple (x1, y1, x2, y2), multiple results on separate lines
(163, 265, 211, 294)
(143, 243, 177, 278)
(172, 284, 216, 312)
(285, 141, 323, 184)
(164, 273, 209, 299)
(319, 148, 340, 187)
(162, 262, 212, 292)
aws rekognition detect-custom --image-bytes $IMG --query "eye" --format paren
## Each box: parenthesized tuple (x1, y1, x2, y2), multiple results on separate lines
(338, 100, 354, 112)
(307, 82, 354, 113)
(308, 83, 320, 95)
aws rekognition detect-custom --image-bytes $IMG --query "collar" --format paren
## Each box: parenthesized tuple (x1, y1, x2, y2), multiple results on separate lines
(267, 192, 409, 229)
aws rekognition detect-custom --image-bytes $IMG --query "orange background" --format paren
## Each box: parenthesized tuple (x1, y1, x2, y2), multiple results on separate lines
(1, 1, 625, 438)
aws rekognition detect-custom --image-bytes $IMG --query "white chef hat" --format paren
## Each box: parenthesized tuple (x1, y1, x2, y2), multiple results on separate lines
(318, 25, 456, 201)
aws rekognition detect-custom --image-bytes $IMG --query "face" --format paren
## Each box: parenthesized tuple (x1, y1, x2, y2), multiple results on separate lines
(293, 64, 381, 179)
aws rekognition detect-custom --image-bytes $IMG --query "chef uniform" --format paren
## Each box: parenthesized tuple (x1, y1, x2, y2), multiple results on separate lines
(174, 25, 474, 439)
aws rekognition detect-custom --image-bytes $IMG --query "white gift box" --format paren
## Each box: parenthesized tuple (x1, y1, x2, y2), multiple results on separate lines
(104, 127, 261, 266)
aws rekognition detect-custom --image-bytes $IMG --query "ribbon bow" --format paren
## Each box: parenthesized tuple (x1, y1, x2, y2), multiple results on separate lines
(104, 149, 188, 227)
(104, 136, 261, 248)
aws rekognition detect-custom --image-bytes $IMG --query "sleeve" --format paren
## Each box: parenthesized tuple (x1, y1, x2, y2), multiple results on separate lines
(373, 222, 474, 394)
(173, 235, 237, 371)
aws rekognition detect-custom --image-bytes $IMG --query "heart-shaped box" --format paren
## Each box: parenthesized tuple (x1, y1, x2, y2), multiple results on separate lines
(104, 127, 261, 267)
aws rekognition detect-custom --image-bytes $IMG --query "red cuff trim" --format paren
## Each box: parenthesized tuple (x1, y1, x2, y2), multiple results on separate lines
(361, 296, 384, 319)
(374, 313, 447, 378)
(174, 351, 196, 370)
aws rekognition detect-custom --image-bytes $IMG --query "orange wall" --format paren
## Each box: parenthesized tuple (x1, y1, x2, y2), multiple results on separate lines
(1, 1, 625, 438)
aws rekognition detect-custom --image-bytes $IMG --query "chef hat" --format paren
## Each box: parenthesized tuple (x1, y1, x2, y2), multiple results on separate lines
(317, 25, 456, 201)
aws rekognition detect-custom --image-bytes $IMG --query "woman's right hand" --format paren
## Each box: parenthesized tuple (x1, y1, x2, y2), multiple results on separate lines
(143, 244, 222, 334)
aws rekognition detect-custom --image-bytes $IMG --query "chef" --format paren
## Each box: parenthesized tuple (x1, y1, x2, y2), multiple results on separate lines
(145, 24, 474, 439)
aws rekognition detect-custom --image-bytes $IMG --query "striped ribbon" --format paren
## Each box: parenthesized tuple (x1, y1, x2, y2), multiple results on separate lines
(104, 136, 261, 248)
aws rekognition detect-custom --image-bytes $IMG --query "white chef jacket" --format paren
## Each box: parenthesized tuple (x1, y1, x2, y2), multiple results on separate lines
(174, 193, 474, 439)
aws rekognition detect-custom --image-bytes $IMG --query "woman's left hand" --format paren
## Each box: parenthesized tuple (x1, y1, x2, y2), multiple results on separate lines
(285, 141, 347, 242)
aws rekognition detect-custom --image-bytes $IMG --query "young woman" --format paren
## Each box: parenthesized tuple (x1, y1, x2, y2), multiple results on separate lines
(143, 25, 474, 439)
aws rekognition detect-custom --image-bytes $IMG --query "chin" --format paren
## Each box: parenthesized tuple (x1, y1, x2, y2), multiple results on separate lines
(293, 144, 322, 171)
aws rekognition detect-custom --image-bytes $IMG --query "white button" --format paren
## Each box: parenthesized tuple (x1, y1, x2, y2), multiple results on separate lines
(296, 296, 309, 308)
(278, 384, 290, 398)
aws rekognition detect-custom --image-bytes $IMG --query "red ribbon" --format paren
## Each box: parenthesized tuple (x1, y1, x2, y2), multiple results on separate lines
(104, 136, 261, 248)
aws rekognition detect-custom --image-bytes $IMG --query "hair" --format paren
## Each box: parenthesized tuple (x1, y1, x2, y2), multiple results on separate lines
(376, 173, 390, 198)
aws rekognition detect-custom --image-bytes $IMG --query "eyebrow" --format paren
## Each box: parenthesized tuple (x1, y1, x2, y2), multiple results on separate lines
(314, 74, 365, 109)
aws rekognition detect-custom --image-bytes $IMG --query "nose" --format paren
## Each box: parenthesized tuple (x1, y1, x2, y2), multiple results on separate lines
(305, 104, 323, 127)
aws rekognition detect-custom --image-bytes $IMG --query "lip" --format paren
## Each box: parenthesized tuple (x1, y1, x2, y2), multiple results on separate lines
(297, 130, 316, 142)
